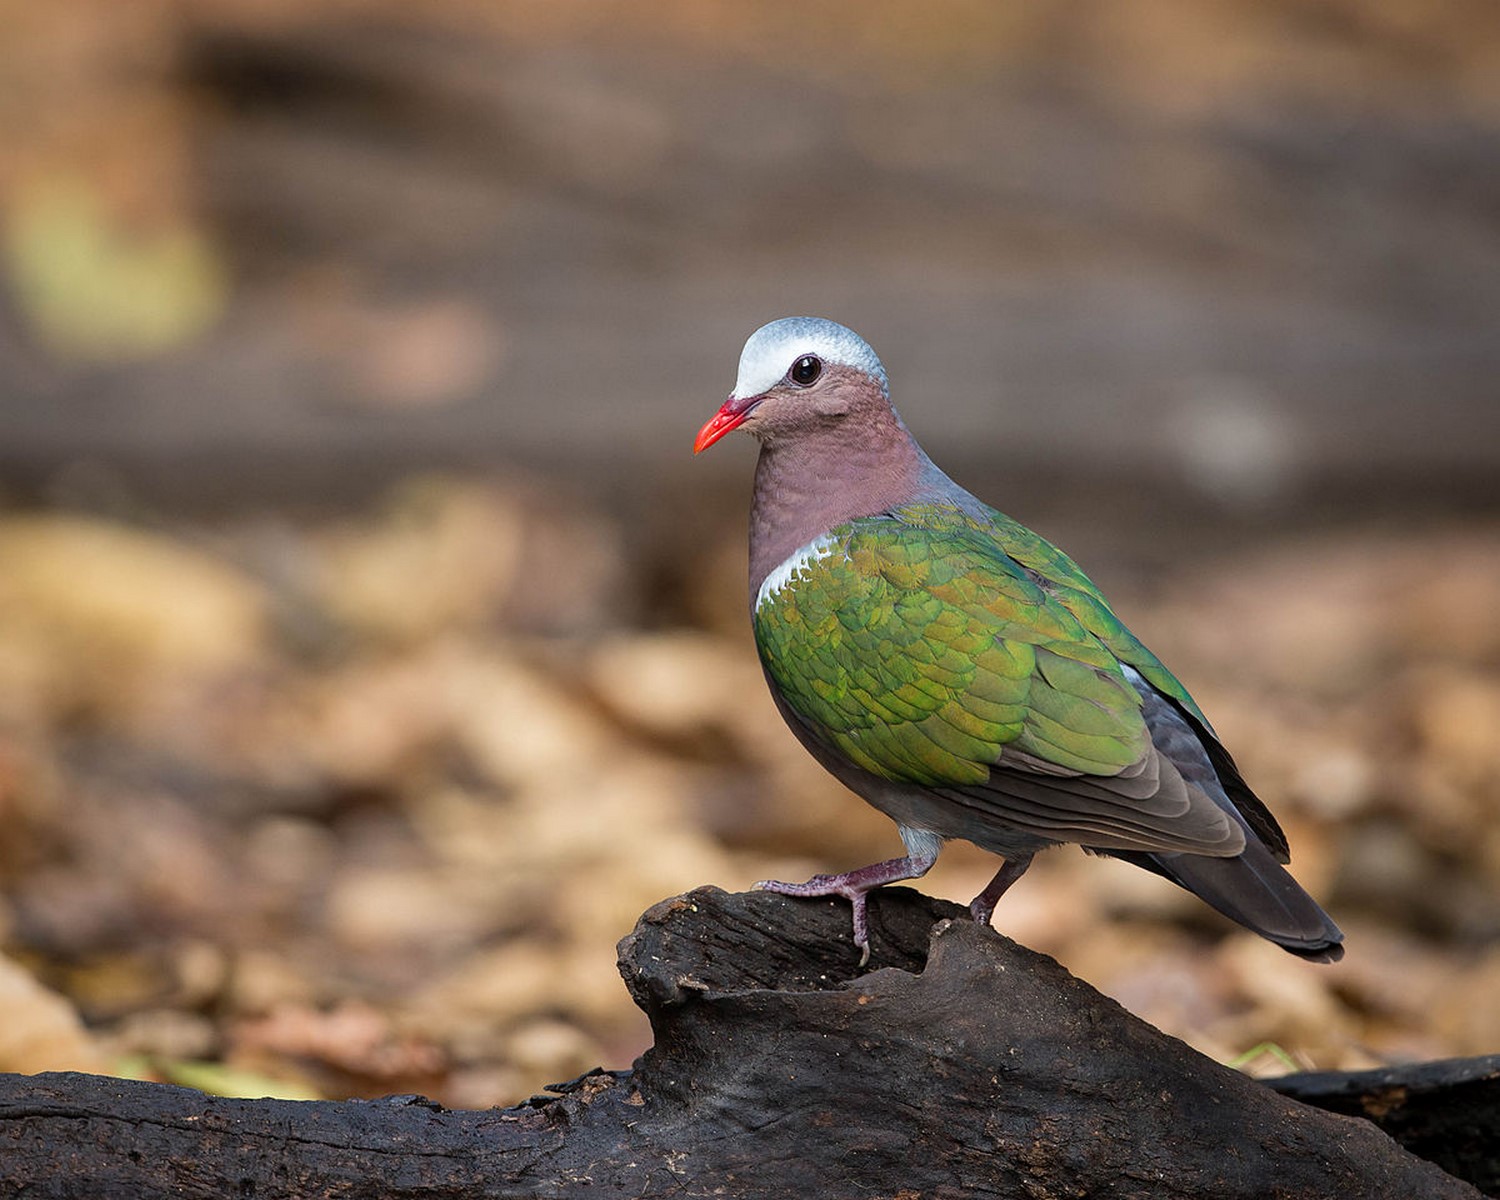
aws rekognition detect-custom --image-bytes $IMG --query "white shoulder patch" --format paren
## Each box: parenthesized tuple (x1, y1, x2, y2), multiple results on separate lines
(755, 534, 843, 613)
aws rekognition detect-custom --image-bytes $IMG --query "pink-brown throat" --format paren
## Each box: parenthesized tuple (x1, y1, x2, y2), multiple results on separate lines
(694, 395, 758, 454)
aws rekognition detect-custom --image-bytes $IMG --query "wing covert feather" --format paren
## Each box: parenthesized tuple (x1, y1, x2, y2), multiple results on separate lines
(753, 503, 1242, 855)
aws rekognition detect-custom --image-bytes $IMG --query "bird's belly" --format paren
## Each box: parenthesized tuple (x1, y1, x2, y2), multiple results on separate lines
(852, 771, 1059, 860)
(766, 673, 1056, 858)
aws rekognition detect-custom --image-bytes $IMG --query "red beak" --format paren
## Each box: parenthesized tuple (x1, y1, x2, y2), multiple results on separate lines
(693, 396, 757, 454)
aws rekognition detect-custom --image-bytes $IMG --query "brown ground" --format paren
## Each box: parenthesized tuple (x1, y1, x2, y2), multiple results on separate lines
(0, 478, 1496, 1106)
(2, 0, 1497, 1108)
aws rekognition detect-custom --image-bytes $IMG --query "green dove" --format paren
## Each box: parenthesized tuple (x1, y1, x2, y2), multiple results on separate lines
(696, 317, 1343, 965)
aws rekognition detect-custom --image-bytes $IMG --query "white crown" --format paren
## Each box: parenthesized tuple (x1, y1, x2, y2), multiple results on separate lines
(732, 317, 888, 400)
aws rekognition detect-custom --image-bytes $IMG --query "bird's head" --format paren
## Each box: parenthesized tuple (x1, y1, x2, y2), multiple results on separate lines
(694, 317, 892, 453)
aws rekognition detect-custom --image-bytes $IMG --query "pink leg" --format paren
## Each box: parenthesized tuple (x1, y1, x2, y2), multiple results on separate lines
(968, 853, 1034, 927)
(756, 846, 938, 965)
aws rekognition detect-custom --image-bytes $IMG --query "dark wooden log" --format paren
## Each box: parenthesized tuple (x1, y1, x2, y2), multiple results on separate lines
(0, 887, 1485, 1198)
(1271, 1055, 1500, 1197)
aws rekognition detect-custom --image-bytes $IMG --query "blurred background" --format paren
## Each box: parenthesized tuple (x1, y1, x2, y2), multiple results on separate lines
(0, 0, 1497, 1106)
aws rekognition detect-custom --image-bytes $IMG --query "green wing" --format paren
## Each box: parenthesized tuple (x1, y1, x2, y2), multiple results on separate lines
(753, 503, 1239, 853)
(975, 510, 1212, 729)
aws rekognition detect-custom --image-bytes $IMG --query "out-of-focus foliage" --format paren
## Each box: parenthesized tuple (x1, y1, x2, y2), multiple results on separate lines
(4, 175, 226, 361)
(0, 953, 107, 1076)
(0, 481, 1495, 1104)
(1, 0, 1497, 1109)
(3, 0, 1498, 487)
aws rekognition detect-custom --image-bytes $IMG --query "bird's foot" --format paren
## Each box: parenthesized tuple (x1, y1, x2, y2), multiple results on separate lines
(966, 852, 1035, 930)
(753, 873, 859, 899)
(754, 850, 938, 966)
(754, 874, 880, 964)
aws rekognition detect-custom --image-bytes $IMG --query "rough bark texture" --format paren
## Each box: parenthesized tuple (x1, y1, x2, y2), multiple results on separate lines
(0, 887, 1489, 1199)
(1271, 1055, 1500, 1198)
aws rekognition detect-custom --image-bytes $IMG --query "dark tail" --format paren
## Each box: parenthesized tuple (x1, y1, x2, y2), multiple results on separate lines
(1123, 675, 1344, 961)
(1116, 840, 1345, 963)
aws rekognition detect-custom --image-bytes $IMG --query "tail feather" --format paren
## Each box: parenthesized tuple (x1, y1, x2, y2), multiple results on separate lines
(1123, 669, 1343, 961)
(1120, 840, 1344, 962)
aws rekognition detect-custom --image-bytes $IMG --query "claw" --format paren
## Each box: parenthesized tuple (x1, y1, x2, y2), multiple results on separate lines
(750, 847, 939, 965)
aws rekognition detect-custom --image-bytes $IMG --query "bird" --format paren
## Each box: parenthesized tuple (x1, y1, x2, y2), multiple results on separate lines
(694, 316, 1344, 965)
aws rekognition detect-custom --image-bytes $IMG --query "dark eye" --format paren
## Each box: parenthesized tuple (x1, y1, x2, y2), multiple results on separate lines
(789, 355, 822, 386)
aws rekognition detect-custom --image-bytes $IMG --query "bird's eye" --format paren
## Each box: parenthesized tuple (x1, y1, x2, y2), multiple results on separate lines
(789, 355, 822, 386)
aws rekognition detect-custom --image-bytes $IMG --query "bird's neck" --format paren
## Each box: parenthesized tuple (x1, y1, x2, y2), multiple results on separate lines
(748, 418, 928, 597)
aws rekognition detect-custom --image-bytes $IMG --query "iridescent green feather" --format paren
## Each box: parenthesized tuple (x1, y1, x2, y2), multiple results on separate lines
(753, 502, 1205, 788)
